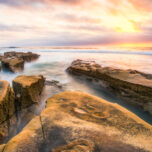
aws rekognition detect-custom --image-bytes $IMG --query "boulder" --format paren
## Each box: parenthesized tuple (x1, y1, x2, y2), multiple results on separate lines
(13, 75, 45, 109)
(1, 57, 24, 73)
(4, 52, 39, 62)
(67, 60, 152, 114)
(0, 80, 15, 124)
(2, 92, 152, 152)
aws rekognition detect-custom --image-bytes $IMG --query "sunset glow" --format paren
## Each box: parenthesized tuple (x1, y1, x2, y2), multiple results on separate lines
(0, 0, 152, 47)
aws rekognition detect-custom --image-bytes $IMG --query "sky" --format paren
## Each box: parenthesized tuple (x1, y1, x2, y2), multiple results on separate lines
(0, 0, 152, 47)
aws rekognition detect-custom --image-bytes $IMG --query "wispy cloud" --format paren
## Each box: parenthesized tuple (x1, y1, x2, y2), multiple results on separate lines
(0, 0, 152, 47)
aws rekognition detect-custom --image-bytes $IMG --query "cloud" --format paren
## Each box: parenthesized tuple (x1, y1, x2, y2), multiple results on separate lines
(0, 0, 152, 47)
(0, 0, 84, 7)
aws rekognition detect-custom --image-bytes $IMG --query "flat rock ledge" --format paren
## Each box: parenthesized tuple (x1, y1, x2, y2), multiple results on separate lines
(0, 52, 39, 73)
(67, 59, 152, 115)
(1, 91, 151, 152)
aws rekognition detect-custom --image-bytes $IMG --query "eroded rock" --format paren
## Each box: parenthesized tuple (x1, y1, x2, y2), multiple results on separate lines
(4, 52, 39, 62)
(1, 58, 24, 73)
(67, 59, 152, 114)
(13, 75, 45, 109)
(52, 139, 95, 152)
(0, 80, 15, 124)
(0, 51, 39, 73)
(2, 92, 152, 152)
(0, 81, 15, 144)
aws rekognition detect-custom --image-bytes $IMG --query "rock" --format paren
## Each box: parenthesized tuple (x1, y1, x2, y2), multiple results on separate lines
(4, 52, 39, 62)
(52, 139, 95, 152)
(1, 57, 24, 73)
(67, 60, 152, 114)
(0, 80, 15, 144)
(0, 55, 3, 61)
(1, 51, 39, 73)
(45, 80, 63, 89)
(0, 144, 5, 152)
(2, 92, 152, 152)
(13, 75, 45, 109)
(0, 80, 15, 124)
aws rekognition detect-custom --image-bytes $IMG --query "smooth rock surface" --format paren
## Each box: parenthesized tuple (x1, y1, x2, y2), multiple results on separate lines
(2, 92, 152, 152)
(67, 59, 152, 114)
(13, 75, 45, 109)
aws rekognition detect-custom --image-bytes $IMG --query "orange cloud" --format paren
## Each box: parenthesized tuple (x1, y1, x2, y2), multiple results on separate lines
(0, 0, 152, 47)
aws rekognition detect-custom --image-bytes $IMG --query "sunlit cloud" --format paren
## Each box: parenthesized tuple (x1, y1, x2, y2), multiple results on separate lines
(0, 0, 152, 47)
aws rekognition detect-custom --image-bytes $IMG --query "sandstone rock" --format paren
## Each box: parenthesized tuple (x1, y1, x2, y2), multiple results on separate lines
(67, 60, 152, 114)
(4, 51, 39, 62)
(2, 92, 152, 152)
(1, 51, 39, 73)
(52, 139, 95, 152)
(0, 144, 5, 152)
(1, 57, 24, 73)
(13, 75, 45, 109)
(0, 80, 15, 124)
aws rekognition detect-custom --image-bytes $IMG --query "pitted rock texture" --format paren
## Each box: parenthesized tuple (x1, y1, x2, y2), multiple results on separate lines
(1, 92, 151, 152)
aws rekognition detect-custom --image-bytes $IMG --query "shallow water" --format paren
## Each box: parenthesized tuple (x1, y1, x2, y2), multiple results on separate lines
(0, 47, 152, 127)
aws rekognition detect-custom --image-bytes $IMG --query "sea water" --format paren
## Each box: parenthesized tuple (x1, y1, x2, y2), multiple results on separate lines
(0, 47, 152, 126)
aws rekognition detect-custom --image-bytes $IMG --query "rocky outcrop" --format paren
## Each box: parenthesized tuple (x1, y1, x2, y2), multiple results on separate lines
(13, 75, 45, 109)
(0, 81, 15, 143)
(1, 92, 152, 152)
(0, 81, 15, 124)
(1, 58, 24, 73)
(4, 52, 39, 62)
(67, 59, 152, 114)
(0, 51, 40, 73)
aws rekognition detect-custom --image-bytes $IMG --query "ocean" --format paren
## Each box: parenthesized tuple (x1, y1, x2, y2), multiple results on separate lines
(0, 47, 152, 126)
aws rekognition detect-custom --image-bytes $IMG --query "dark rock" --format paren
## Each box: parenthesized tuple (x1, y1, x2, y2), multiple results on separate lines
(45, 80, 63, 89)
(67, 60, 152, 115)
